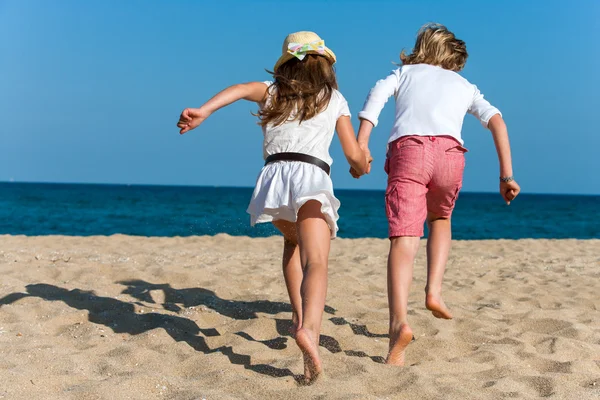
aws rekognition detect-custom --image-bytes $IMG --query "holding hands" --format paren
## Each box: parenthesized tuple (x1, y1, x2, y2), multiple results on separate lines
(350, 147, 373, 179)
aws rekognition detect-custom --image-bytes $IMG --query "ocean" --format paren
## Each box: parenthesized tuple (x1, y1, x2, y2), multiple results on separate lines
(1, 182, 598, 239)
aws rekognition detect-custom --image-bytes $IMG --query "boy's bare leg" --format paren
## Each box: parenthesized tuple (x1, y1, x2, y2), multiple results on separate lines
(425, 213, 453, 319)
(387, 236, 420, 366)
(294, 200, 330, 384)
(272, 220, 303, 335)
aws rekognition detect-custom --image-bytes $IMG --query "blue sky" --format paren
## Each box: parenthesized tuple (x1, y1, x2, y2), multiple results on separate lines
(1, 0, 598, 194)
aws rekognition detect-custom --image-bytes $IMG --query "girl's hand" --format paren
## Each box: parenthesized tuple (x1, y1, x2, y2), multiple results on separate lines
(349, 166, 361, 178)
(500, 180, 520, 205)
(177, 108, 210, 134)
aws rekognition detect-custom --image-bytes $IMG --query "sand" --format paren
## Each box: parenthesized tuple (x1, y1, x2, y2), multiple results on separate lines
(1, 234, 599, 399)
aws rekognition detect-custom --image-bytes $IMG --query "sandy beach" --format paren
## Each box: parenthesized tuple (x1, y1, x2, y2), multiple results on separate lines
(1, 234, 599, 399)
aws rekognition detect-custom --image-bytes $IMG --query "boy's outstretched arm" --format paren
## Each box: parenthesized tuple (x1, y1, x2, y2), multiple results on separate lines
(177, 82, 268, 134)
(336, 116, 371, 176)
(487, 114, 520, 204)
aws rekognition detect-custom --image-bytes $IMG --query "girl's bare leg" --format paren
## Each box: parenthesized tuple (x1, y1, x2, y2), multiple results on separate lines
(294, 200, 331, 384)
(272, 220, 303, 334)
(386, 236, 420, 366)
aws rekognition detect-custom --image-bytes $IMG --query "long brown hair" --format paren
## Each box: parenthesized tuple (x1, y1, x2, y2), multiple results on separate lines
(400, 23, 468, 72)
(257, 54, 338, 127)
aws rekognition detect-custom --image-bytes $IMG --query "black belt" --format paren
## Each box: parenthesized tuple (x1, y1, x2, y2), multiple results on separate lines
(264, 152, 331, 175)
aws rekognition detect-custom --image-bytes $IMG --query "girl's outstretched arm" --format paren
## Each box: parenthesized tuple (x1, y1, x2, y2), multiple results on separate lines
(336, 116, 371, 176)
(487, 114, 521, 204)
(177, 82, 269, 134)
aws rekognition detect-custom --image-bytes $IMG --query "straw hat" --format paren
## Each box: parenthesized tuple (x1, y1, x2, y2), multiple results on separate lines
(273, 31, 337, 72)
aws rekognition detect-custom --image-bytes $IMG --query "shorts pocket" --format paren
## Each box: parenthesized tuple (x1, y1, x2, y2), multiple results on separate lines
(446, 145, 468, 153)
(398, 136, 424, 149)
(445, 144, 467, 172)
(385, 183, 399, 219)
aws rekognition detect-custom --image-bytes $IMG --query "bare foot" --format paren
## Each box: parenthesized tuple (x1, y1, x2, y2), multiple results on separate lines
(295, 328, 322, 384)
(386, 324, 413, 366)
(426, 294, 453, 319)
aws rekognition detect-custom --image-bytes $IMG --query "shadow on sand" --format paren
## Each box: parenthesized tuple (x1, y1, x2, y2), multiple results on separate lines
(0, 280, 387, 382)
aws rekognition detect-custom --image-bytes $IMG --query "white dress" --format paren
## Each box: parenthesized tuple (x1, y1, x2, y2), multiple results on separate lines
(246, 81, 351, 238)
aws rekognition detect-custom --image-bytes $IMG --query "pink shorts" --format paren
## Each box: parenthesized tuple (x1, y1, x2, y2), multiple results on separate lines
(385, 135, 467, 238)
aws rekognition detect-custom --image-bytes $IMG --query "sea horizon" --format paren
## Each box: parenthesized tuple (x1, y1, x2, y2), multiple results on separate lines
(2, 180, 599, 198)
(2, 182, 598, 240)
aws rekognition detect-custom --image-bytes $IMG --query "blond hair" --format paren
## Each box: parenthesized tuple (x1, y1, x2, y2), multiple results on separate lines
(400, 23, 468, 72)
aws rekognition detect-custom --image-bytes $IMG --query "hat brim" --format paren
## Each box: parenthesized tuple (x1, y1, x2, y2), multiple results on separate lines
(273, 48, 336, 72)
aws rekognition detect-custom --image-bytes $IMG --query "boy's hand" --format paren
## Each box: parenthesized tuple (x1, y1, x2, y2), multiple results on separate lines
(500, 180, 520, 205)
(177, 108, 210, 134)
(362, 147, 373, 175)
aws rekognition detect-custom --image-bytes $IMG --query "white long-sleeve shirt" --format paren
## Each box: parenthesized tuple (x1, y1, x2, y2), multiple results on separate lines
(358, 64, 501, 145)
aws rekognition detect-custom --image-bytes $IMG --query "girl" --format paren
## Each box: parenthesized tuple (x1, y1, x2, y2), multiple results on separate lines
(177, 31, 369, 383)
(353, 23, 520, 366)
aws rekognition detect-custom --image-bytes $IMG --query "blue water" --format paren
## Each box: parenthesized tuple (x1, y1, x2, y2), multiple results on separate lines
(1, 182, 598, 239)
